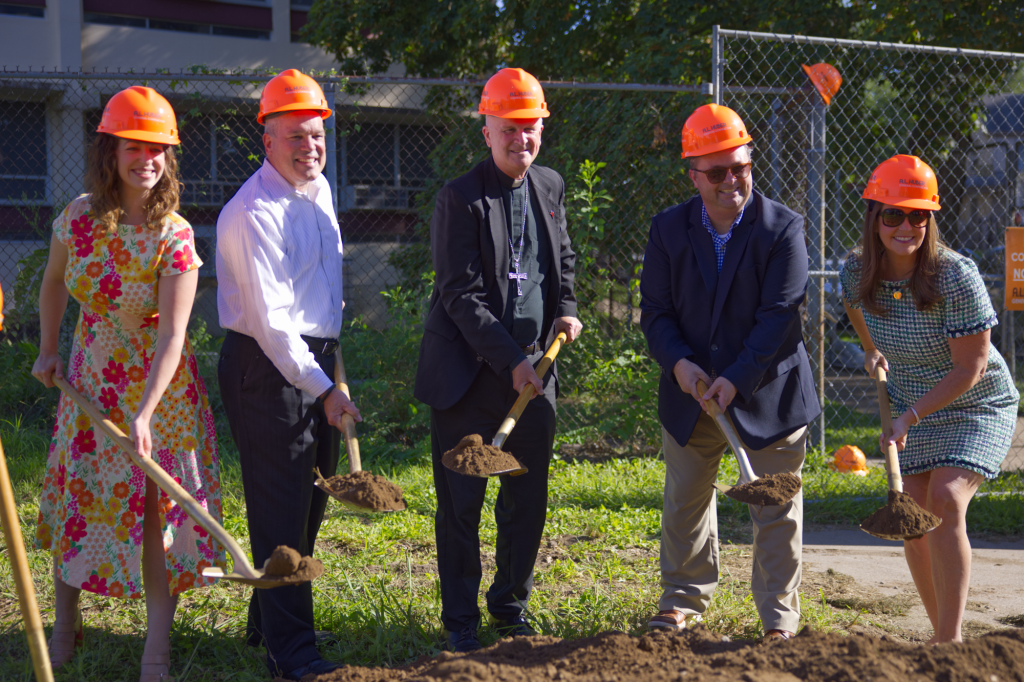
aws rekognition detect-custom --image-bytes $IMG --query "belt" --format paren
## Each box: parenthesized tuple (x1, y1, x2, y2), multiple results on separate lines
(301, 335, 339, 356)
(519, 341, 541, 354)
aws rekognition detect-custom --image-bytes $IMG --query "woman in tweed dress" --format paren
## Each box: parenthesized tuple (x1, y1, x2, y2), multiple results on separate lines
(841, 155, 1017, 643)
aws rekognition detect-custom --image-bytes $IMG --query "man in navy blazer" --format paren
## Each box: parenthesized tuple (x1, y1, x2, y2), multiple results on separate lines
(413, 68, 582, 653)
(640, 104, 820, 641)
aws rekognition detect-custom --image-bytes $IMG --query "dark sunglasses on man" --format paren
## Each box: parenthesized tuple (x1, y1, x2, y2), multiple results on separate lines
(880, 207, 931, 228)
(690, 163, 752, 184)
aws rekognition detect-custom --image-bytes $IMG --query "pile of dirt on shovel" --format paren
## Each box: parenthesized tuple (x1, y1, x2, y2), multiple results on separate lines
(442, 434, 523, 476)
(726, 472, 802, 506)
(861, 489, 941, 538)
(262, 546, 324, 583)
(319, 471, 407, 512)
(287, 624, 1024, 682)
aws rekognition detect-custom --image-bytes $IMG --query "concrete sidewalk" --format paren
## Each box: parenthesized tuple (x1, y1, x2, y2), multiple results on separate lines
(802, 529, 1024, 634)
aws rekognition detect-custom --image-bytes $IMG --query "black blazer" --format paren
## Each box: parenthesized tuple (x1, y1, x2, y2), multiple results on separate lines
(639, 191, 821, 451)
(414, 158, 577, 410)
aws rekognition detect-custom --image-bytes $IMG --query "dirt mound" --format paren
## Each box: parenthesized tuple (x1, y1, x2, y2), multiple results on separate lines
(318, 470, 407, 512)
(727, 473, 802, 506)
(861, 490, 941, 539)
(292, 625, 1024, 682)
(442, 434, 524, 476)
(261, 546, 323, 583)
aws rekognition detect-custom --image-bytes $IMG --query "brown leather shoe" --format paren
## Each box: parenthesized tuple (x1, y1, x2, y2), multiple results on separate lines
(761, 629, 794, 643)
(648, 609, 687, 631)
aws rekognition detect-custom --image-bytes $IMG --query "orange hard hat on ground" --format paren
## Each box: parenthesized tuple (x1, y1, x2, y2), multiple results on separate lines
(862, 155, 941, 211)
(258, 69, 331, 125)
(97, 86, 179, 145)
(831, 445, 869, 475)
(681, 104, 751, 159)
(802, 63, 842, 106)
(478, 68, 550, 119)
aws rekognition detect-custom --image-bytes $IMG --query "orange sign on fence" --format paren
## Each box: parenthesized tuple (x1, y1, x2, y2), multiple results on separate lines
(1006, 227, 1024, 310)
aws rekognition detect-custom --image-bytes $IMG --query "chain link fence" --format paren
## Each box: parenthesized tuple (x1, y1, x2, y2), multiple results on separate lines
(2, 30, 1023, 469)
(714, 27, 1024, 470)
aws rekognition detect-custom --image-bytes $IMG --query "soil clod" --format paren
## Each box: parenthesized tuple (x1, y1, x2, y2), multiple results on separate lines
(725, 472, 802, 506)
(861, 490, 940, 539)
(261, 546, 323, 583)
(319, 470, 407, 512)
(443, 434, 524, 476)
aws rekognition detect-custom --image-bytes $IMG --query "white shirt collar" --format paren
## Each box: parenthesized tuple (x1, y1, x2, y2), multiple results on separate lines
(260, 157, 320, 202)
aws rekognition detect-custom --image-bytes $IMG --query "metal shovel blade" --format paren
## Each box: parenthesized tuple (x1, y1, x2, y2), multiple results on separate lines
(201, 566, 307, 589)
(313, 474, 408, 513)
(859, 520, 942, 543)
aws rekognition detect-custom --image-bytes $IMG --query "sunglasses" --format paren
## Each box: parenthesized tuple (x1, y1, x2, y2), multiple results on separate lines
(880, 208, 930, 228)
(691, 163, 751, 184)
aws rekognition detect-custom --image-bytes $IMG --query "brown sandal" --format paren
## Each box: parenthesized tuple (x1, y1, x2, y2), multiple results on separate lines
(139, 653, 175, 682)
(48, 608, 84, 668)
(761, 629, 794, 643)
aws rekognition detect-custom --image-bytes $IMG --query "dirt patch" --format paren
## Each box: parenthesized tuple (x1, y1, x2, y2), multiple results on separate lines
(557, 439, 660, 464)
(726, 473, 802, 506)
(860, 490, 940, 540)
(442, 435, 524, 476)
(294, 625, 1024, 682)
(261, 546, 324, 583)
(318, 470, 407, 512)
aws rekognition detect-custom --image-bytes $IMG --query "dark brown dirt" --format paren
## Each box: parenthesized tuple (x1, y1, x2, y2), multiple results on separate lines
(442, 434, 524, 476)
(261, 547, 324, 584)
(860, 490, 941, 539)
(319, 470, 407, 512)
(727, 473, 802, 506)
(289, 625, 1024, 682)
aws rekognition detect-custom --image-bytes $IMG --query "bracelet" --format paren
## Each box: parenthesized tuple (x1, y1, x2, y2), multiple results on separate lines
(319, 387, 334, 403)
(908, 406, 921, 425)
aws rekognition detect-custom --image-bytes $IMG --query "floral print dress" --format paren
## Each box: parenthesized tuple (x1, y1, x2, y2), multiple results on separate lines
(36, 195, 226, 598)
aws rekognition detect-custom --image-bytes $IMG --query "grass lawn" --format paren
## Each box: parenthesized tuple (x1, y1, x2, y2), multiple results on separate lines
(1, 388, 1022, 680)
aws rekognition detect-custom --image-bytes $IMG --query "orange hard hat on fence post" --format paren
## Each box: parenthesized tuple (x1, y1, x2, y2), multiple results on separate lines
(681, 104, 751, 159)
(97, 86, 180, 145)
(801, 63, 842, 106)
(478, 68, 550, 119)
(862, 155, 941, 211)
(257, 69, 332, 125)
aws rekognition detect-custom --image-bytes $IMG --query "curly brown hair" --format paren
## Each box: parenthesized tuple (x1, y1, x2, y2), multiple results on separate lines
(856, 199, 947, 315)
(84, 133, 181, 233)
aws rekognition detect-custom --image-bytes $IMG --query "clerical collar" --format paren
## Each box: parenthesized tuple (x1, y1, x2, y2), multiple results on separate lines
(494, 161, 527, 189)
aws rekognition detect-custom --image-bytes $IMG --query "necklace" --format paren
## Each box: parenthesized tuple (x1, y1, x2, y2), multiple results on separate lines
(507, 175, 529, 297)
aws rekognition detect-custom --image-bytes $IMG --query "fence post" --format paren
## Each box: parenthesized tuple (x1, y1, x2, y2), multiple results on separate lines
(770, 98, 783, 201)
(712, 25, 722, 106)
(322, 81, 338, 217)
(806, 101, 828, 456)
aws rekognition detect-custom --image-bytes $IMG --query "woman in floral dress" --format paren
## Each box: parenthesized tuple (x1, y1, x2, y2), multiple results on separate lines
(841, 155, 1017, 643)
(31, 86, 225, 681)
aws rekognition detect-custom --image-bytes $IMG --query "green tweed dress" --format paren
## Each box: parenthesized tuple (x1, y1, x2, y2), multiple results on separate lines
(840, 249, 1017, 478)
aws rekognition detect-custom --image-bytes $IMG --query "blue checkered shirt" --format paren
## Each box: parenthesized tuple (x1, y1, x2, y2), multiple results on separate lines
(701, 202, 746, 272)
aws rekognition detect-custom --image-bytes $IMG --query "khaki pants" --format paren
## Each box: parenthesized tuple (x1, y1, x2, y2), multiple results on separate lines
(659, 412, 805, 633)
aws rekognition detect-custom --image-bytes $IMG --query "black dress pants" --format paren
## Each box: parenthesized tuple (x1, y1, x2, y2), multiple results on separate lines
(218, 331, 340, 675)
(430, 351, 557, 633)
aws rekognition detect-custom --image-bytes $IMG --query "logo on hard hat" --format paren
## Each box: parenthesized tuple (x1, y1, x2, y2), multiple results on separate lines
(132, 109, 164, 122)
(702, 123, 728, 133)
(508, 89, 534, 99)
(284, 86, 312, 93)
(899, 178, 927, 187)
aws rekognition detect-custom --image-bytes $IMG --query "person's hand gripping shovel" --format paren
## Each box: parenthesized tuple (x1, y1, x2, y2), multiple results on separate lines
(696, 379, 801, 506)
(443, 332, 568, 477)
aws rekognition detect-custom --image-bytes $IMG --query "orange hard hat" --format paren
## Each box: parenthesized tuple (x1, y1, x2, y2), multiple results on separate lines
(862, 155, 941, 211)
(832, 445, 868, 474)
(97, 86, 179, 145)
(802, 63, 842, 106)
(258, 69, 331, 125)
(681, 104, 752, 159)
(478, 68, 550, 119)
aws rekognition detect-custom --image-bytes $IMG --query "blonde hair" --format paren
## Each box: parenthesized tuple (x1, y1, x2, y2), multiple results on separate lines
(84, 133, 181, 233)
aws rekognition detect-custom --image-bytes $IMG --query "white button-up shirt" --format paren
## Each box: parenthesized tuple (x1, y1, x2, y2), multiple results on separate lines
(216, 158, 343, 398)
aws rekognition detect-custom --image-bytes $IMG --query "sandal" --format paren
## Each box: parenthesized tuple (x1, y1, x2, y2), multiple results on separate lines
(48, 607, 84, 668)
(761, 629, 794, 643)
(140, 653, 175, 682)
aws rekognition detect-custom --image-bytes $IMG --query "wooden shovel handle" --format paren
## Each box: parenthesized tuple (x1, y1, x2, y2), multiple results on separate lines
(0, 438, 53, 682)
(493, 332, 567, 449)
(695, 379, 758, 484)
(333, 348, 361, 473)
(873, 367, 904, 493)
(53, 378, 260, 579)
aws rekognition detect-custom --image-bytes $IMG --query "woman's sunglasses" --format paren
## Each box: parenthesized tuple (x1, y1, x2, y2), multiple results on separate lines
(880, 208, 930, 228)
(691, 163, 752, 184)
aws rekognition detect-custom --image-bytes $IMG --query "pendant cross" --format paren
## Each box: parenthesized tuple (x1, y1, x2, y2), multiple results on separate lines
(508, 270, 528, 296)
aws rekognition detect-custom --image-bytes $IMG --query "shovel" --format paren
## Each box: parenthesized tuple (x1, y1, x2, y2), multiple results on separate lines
(313, 348, 407, 513)
(859, 367, 941, 542)
(446, 332, 568, 478)
(54, 378, 304, 589)
(696, 379, 759, 496)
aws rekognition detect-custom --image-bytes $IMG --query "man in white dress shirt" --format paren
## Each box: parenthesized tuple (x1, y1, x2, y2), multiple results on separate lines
(216, 69, 359, 681)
